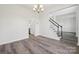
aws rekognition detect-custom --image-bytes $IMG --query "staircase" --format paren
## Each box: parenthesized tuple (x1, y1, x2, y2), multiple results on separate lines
(61, 32, 77, 45)
(49, 18, 77, 45)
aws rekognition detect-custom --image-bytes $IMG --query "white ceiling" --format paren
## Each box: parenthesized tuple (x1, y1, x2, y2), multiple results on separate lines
(22, 4, 76, 13)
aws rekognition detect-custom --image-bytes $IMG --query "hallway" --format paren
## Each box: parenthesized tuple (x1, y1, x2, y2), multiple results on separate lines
(0, 4, 79, 54)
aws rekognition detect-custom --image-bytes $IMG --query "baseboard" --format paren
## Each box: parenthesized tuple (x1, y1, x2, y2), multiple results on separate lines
(37, 35, 60, 41)
(0, 37, 28, 45)
(62, 31, 76, 34)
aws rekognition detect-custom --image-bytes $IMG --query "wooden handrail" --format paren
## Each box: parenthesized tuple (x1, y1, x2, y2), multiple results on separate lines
(50, 18, 62, 27)
(49, 20, 59, 27)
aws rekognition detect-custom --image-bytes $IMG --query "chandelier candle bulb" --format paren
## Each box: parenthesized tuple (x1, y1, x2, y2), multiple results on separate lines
(41, 8, 44, 11)
(33, 4, 44, 13)
(40, 5, 43, 8)
(34, 5, 37, 8)
(33, 8, 36, 11)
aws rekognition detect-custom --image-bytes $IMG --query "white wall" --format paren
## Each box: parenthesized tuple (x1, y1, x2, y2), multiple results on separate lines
(35, 14, 40, 36)
(0, 5, 32, 45)
(54, 6, 77, 32)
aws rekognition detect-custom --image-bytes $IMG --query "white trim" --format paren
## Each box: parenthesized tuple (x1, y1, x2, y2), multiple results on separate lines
(39, 34, 60, 40)
(0, 36, 29, 45)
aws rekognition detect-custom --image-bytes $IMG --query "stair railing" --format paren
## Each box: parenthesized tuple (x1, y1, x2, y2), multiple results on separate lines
(49, 18, 63, 38)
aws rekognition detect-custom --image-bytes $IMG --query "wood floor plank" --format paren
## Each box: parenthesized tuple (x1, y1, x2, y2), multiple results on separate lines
(37, 36, 76, 49)
(29, 39, 53, 54)
(4, 44, 14, 54)
(23, 39, 49, 54)
(0, 35, 78, 54)
(31, 35, 76, 53)
(0, 45, 6, 54)
(11, 41, 30, 54)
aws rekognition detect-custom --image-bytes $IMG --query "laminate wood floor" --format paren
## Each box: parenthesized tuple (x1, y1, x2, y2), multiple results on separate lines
(0, 35, 78, 54)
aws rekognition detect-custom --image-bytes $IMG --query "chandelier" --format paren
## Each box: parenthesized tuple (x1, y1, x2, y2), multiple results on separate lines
(33, 4, 44, 13)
